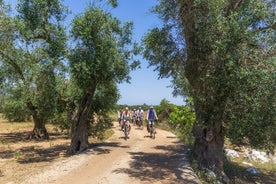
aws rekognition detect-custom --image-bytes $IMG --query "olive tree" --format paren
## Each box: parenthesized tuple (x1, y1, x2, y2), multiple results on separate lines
(143, 0, 275, 180)
(68, 3, 139, 153)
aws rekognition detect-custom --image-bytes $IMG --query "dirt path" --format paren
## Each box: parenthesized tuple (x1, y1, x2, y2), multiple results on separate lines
(23, 123, 200, 184)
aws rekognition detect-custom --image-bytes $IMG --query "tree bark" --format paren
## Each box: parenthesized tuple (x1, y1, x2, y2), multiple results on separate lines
(179, 1, 228, 180)
(29, 115, 49, 140)
(192, 98, 226, 174)
(69, 92, 94, 154)
(27, 101, 49, 140)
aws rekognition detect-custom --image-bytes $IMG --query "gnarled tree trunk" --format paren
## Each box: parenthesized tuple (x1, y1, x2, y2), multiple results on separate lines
(192, 97, 226, 176)
(30, 115, 49, 140)
(179, 1, 229, 181)
(27, 102, 49, 140)
(69, 92, 94, 154)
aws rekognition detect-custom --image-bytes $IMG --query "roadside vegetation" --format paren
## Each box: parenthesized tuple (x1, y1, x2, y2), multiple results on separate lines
(0, 0, 275, 183)
(124, 100, 275, 184)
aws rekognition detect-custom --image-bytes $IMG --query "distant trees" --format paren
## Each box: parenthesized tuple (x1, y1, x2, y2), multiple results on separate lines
(143, 0, 275, 180)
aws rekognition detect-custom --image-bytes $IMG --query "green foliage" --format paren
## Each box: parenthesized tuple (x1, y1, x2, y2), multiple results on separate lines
(168, 106, 195, 144)
(69, 6, 138, 88)
(226, 63, 276, 153)
(88, 113, 113, 140)
(0, 0, 68, 126)
(68, 2, 140, 140)
(143, 0, 276, 154)
(2, 87, 30, 122)
(92, 81, 120, 113)
(116, 103, 149, 111)
(69, 3, 139, 97)
(155, 99, 175, 123)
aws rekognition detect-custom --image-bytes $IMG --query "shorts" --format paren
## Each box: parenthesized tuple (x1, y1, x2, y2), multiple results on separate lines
(148, 119, 154, 125)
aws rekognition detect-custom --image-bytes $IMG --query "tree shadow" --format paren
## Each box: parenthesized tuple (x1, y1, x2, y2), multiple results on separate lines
(113, 143, 198, 184)
(0, 131, 32, 143)
(0, 131, 68, 144)
(166, 136, 178, 139)
(16, 144, 70, 163)
(88, 142, 130, 155)
(0, 131, 70, 161)
(143, 134, 156, 139)
(118, 136, 130, 140)
(134, 127, 144, 130)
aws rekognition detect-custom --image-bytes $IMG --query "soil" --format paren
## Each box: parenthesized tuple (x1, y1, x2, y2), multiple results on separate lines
(0, 121, 200, 184)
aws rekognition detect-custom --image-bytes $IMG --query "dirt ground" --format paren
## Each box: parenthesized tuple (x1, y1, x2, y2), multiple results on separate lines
(1, 120, 275, 184)
(0, 121, 200, 184)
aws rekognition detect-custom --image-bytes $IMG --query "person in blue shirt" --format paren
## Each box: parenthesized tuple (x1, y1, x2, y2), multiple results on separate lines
(146, 106, 158, 133)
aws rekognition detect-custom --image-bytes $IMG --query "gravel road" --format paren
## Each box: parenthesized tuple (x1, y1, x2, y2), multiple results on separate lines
(24, 122, 200, 184)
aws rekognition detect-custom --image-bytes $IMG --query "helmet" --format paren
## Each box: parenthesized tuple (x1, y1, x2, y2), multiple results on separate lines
(125, 107, 129, 110)
(150, 105, 153, 109)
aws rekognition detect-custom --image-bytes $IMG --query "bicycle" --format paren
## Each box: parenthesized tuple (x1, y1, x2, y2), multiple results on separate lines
(136, 117, 143, 130)
(149, 123, 156, 139)
(118, 118, 123, 129)
(123, 120, 130, 140)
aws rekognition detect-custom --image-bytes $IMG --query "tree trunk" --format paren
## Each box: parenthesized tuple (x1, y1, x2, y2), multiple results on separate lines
(69, 92, 94, 154)
(179, 2, 229, 181)
(29, 115, 49, 140)
(27, 102, 49, 140)
(192, 99, 226, 175)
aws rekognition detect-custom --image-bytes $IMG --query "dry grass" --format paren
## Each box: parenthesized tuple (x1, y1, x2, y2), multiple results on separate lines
(0, 117, 114, 184)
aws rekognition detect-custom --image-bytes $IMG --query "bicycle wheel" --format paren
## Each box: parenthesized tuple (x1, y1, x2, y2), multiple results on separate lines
(124, 125, 129, 140)
(140, 120, 144, 130)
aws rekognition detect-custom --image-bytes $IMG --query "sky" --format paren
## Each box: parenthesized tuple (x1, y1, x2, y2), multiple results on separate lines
(7, 0, 185, 106)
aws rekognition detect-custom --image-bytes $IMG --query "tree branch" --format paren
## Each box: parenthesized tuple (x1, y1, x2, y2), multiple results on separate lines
(225, 0, 243, 16)
(0, 50, 25, 82)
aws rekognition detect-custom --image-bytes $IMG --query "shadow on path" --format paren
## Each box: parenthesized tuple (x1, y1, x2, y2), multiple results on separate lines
(88, 142, 129, 155)
(113, 141, 199, 184)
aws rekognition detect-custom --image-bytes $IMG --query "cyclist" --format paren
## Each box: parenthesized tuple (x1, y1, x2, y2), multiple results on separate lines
(136, 107, 144, 127)
(118, 109, 123, 129)
(131, 108, 137, 125)
(146, 106, 158, 133)
(122, 107, 131, 137)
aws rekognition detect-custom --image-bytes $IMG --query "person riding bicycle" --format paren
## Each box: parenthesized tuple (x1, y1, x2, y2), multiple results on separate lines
(118, 109, 123, 128)
(131, 108, 137, 124)
(136, 107, 144, 126)
(146, 106, 158, 133)
(122, 107, 131, 136)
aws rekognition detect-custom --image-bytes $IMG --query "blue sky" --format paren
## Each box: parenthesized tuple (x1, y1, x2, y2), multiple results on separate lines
(8, 0, 185, 106)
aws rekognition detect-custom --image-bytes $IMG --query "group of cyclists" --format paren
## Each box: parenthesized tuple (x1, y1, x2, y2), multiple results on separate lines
(117, 106, 158, 139)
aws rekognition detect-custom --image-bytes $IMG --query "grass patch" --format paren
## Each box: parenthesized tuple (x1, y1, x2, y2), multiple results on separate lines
(104, 129, 114, 139)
